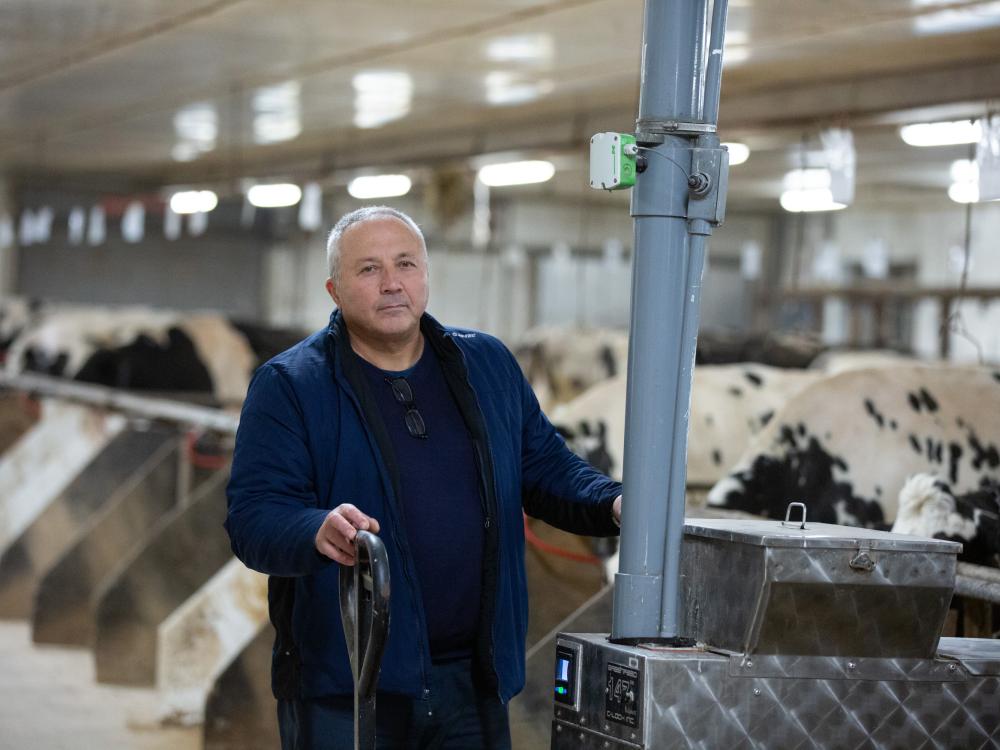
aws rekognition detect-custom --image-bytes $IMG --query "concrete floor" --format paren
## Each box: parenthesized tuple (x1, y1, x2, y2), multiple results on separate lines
(0, 621, 200, 750)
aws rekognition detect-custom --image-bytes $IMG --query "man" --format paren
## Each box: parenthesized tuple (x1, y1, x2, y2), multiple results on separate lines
(226, 206, 623, 749)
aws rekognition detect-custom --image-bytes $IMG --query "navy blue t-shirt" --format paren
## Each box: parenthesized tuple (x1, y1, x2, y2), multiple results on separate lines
(359, 342, 484, 660)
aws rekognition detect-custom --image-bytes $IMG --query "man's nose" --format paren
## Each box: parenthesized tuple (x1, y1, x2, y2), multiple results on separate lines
(379, 267, 403, 292)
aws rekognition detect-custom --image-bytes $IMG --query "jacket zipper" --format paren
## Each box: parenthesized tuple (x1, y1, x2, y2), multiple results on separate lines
(450, 339, 503, 695)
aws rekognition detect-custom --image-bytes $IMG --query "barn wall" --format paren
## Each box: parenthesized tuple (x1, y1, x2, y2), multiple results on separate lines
(17, 234, 267, 319)
(775, 197, 1000, 362)
(259, 194, 775, 343)
(0, 181, 18, 296)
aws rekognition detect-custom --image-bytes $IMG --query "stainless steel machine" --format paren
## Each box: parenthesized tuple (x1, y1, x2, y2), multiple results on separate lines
(552, 511, 1000, 747)
(557, 0, 1000, 745)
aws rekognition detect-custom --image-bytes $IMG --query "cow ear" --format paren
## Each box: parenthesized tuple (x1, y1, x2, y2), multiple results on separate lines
(597, 420, 607, 438)
(600, 345, 617, 377)
(555, 424, 574, 440)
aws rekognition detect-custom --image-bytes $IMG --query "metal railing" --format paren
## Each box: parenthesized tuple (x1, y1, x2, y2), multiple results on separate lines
(0, 372, 238, 434)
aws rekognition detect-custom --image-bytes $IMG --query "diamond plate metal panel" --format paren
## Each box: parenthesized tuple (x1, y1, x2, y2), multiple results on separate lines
(679, 522, 957, 659)
(553, 634, 1000, 750)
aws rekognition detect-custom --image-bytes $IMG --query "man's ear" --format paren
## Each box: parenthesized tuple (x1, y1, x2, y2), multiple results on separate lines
(326, 277, 340, 306)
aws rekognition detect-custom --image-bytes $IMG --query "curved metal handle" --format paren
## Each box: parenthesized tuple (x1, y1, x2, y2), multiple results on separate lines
(339, 529, 390, 749)
(781, 502, 807, 530)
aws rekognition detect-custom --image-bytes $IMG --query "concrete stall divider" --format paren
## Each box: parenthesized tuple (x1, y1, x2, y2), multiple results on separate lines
(156, 557, 268, 725)
(92, 468, 233, 686)
(32, 438, 181, 646)
(0, 391, 40, 456)
(0, 399, 126, 555)
(202, 626, 278, 750)
(0, 426, 176, 618)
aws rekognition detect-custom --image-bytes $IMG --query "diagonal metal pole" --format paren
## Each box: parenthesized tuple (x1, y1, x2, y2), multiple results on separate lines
(612, 0, 729, 642)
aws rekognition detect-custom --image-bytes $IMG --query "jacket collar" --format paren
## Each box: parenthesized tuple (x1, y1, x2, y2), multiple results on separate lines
(326, 308, 458, 368)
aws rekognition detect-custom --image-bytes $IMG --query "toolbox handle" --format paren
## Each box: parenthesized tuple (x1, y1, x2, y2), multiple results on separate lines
(781, 502, 808, 530)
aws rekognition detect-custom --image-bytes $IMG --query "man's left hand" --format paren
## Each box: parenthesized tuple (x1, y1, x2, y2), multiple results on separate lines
(613, 494, 622, 526)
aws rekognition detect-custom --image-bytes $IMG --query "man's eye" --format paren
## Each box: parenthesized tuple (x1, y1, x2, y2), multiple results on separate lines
(399, 260, 415, 268)
(360, 265, 376, 273)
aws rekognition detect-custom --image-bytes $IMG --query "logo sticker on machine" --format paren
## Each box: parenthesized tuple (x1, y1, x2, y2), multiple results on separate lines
(604, 662, 639, 727)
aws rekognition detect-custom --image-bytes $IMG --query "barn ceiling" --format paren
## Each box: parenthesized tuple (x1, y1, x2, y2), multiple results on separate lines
(3, 0, 1000, 205)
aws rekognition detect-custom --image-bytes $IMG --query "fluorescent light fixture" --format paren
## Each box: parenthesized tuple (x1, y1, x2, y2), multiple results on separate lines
(780, 190, 847, 213)
(173, 102, 218, 161)
(950, 158, 978, 183)
(948, 182, 979, 204)
(485, 72, 555, 106)
(780, 169, 846, 212)
(723, 142, 750, 166)
(914, 1, 1000, 35)
(247, 183, 302, 208)
(353, 71, 413, 129)
(478, 160, 555, 187)
(486, 34, 554, 62)
(900, 120, 981, 147)
(170, 190, 218, 214)
(253, 81, 302, 145)
(723, 47, 750, 65)
(347, 174, 412, 200)
(171, 143, 200, 162)
(783, 168, 831, 191)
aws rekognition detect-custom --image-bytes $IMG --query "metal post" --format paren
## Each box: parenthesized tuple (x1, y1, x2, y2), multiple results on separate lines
(612, 0, 729, 642)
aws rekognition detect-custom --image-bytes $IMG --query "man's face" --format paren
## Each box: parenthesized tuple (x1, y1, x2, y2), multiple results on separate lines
(327, 217, 429, 344)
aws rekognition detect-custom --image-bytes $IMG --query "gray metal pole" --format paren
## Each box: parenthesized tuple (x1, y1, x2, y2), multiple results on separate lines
(612, 0, 728, 642)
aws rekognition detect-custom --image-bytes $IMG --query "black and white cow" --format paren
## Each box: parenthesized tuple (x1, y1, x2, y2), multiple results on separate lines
(552, 364, 822, 487)
(810, 348, 918, 375)
(707, 366, 1000, 529)
(0, 297, 44, 356)
(3, 306, 304, 405)
(893, 473, 1000, 567)
(696, 329, 826, 369)
(514, 326, 628, 412)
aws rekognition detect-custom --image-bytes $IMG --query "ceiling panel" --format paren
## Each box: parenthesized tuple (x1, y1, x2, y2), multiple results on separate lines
(1, 0, 999, 211)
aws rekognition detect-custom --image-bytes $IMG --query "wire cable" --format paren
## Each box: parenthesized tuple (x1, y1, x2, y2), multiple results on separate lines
(637, 146, 691, 180)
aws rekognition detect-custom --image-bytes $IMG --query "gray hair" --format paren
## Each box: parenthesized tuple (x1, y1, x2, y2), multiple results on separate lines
(326, 206, 427, 284)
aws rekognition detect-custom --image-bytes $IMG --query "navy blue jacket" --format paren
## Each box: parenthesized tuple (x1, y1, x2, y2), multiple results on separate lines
(225, 311, 621, 703)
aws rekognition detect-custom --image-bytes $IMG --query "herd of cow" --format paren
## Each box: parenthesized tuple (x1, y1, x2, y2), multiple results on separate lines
(517, 327, 1000, 571)
(1, 298, 998, 570)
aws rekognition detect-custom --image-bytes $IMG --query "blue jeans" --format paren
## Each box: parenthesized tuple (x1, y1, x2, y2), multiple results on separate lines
(277, 658, 511, 750)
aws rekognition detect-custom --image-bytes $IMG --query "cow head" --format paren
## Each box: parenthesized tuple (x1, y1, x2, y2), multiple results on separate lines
(556, 419, 615, 477)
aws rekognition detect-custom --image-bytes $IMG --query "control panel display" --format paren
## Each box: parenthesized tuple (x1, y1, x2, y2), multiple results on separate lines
(553, 643, 579, 708)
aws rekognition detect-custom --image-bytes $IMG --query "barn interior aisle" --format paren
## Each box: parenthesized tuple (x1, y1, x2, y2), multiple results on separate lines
(3, 1, 1000, 748)
(0, 621, 199, 750)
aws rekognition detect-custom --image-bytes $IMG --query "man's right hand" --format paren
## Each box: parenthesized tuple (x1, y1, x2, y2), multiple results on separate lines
(314, 503, 381, 565)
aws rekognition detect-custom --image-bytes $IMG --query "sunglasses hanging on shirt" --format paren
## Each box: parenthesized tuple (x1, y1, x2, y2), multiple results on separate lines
(385, 376, 428, 439)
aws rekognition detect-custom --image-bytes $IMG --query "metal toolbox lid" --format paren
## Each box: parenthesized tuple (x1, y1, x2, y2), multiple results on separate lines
(684, 517, 962, 554)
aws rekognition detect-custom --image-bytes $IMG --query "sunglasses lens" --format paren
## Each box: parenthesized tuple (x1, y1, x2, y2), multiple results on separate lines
(405, 408, 427, 438)
(389, 378, 413, 404)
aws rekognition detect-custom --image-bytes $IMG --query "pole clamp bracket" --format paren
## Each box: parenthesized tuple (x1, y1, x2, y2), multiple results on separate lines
(635, 119, 718, 144)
